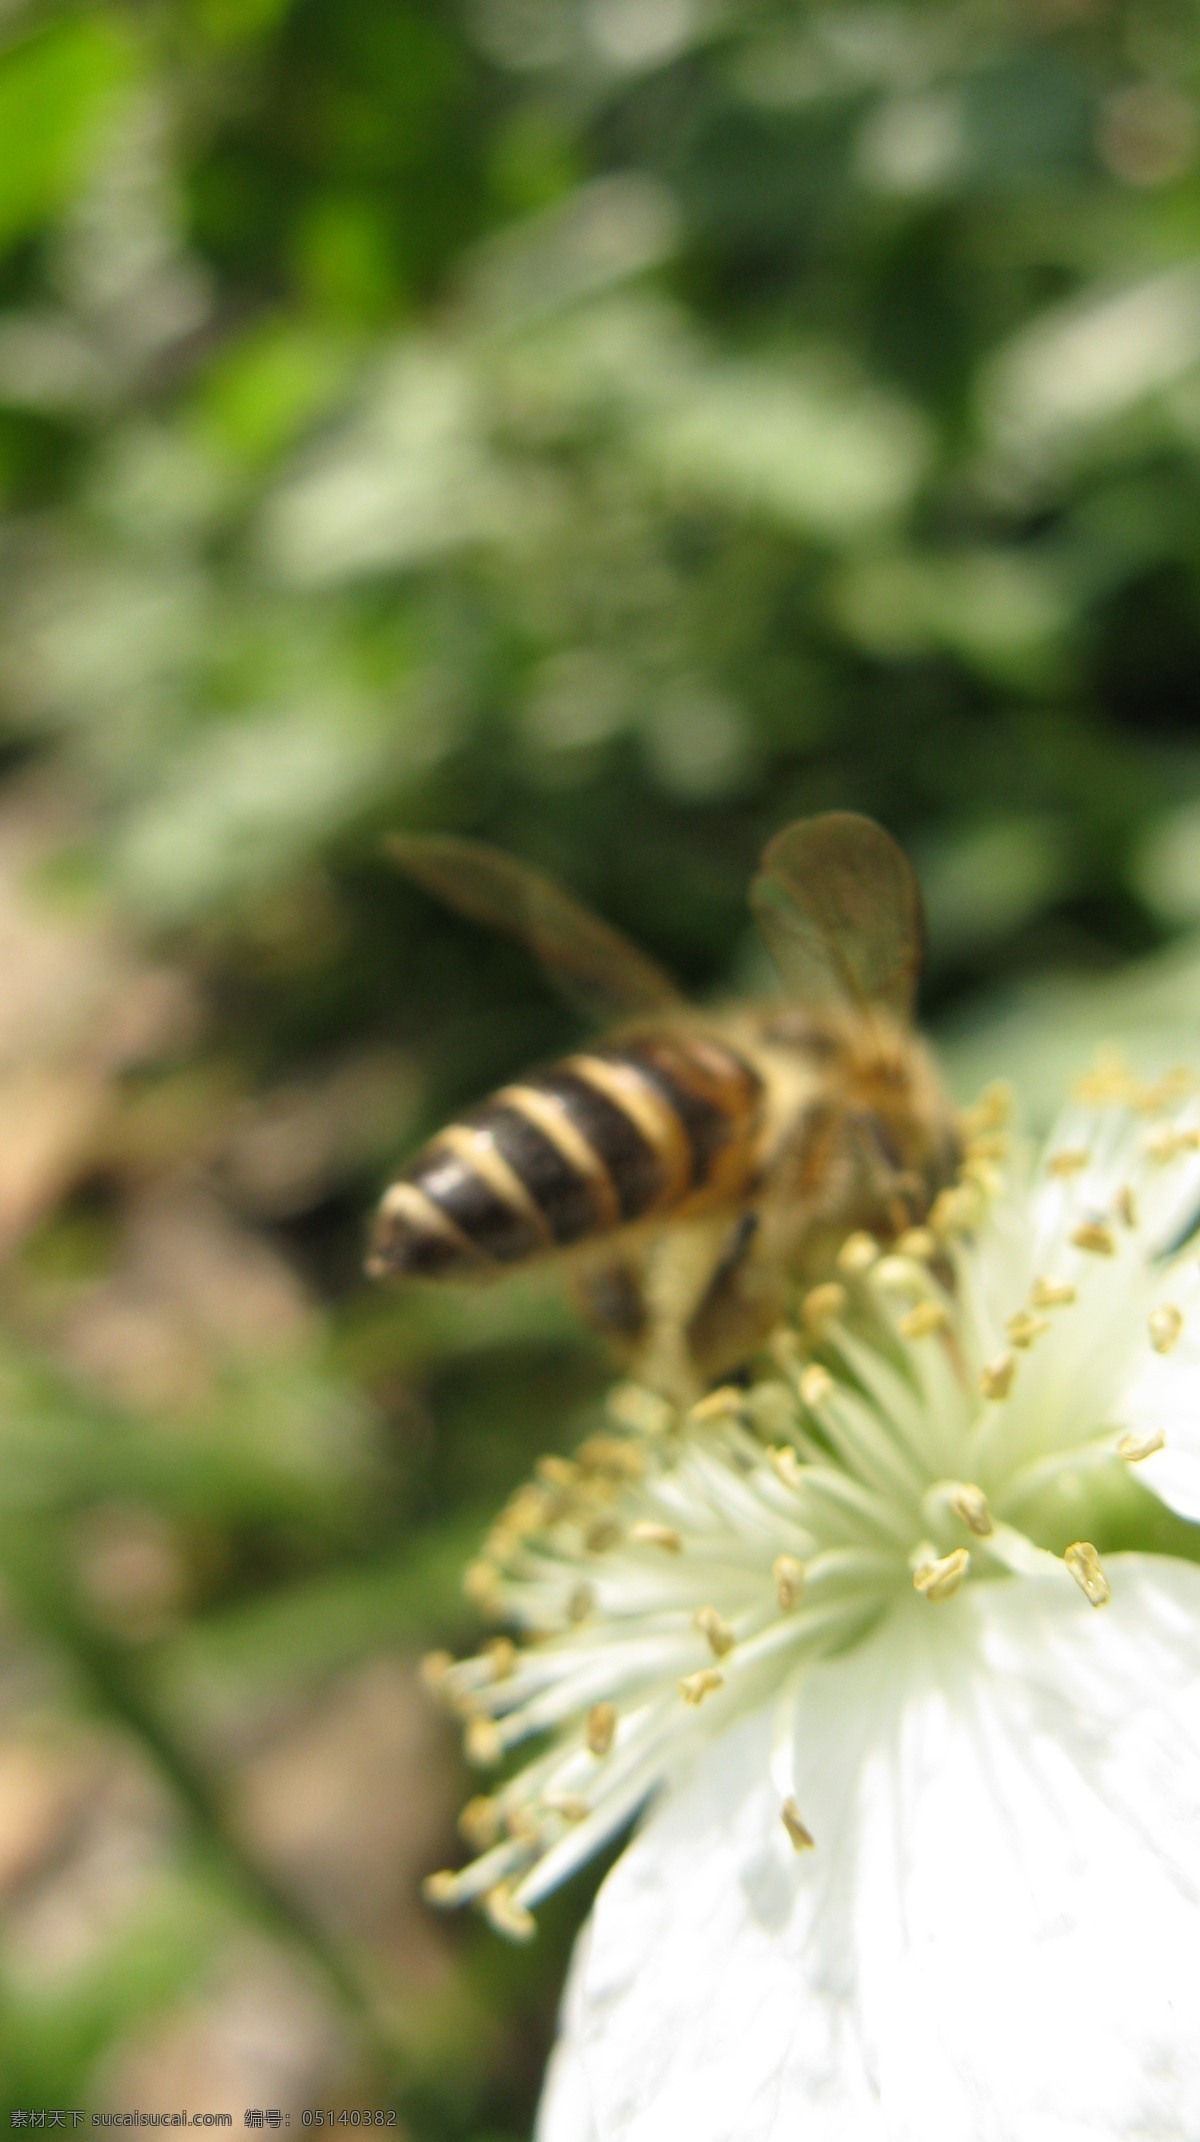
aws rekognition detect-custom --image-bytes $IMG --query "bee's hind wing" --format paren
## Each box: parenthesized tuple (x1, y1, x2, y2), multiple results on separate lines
(749, 812, 924, 1023)
(386, 834, 684, 1025)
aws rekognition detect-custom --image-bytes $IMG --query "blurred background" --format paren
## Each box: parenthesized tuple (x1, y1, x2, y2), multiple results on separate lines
(2, 0, 1200, 2129)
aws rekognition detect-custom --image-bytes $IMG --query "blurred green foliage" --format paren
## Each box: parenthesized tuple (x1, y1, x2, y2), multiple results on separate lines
(2, 0, 1200, 2132)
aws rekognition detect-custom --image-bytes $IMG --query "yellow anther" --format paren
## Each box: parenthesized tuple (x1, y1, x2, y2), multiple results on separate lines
(1132, 1078, 1174, 1115)
(422, 1870, 459, 1906)
(576, 1434, 645, 1478)
(874, 1254, 918, 1290)
(537, 1454, 578, 1490)
(1073, 1051, 1135, 1106)
(586, 1702, 617, 1755)
(608, 1383, 674, 1435)
(500, 1481, 553, 1535)
(1005, 1309, 1050, 1350)
(484, 1884, 535, 1942)
(781, 1797, 815, 1852)
(961, 1156, 1003, 1197)
(1140, 1130, 1182, 1165)
(928, 1183, 980, 1235)
(1048, 1147, 1090, 1177)
(679, 1668, 724, 1706)
(464, 1561, 501, 1609)
(1064, 1541, 1111, 1608)
(1115, 1185, 1138, 1229)
(419, 1649, 454, 1696)
(895, 1226, 937, 1260)
(803, 1282, 847, 1335)
(965, 1132, 1008, 1161)
(694, 1605, 735, 1657)
(567, 1582, 595, 1622)
(1145, 1066, 1195, 1104)
(484, 1636, 517, 1680)
(689, 1385, 745, 1424)
(773, 1554, 806, 1610)
(1030, 1276, 1076, 1309)
(465, 1717, 504, 1767)
(1071, 1221, 1116, 1256)
(585, 1517, 621, 1553)
(798, 1363, 834, 1407)
(980, 1353, 1016, 1400)
(745, 1379, 798, 1436)
(629, 1520, 683, 1553)
(1148, 1304, 1184, 1354)
(1117, 1427, 1166, 1462)
(956, 1172, 988, 1216)
(947, 1482, 993, 1537)
(927, 1187, 962, 1233)
(961, 1081, 1013, 1135)
(912, 1548, 971, 1602)
(898, 1300, 949, 1340)
(542, 1793, 590, 1823)
(459, 1796, 500, 1850)
(770, 1329, 804, 1373)
(441, 1681, 481, 1723)
(770, 1446, 805, 1490)
(837, 1230, 879, 1274)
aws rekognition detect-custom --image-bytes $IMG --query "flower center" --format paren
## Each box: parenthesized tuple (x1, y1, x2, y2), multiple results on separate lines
(422, 1063, 1200, 1938)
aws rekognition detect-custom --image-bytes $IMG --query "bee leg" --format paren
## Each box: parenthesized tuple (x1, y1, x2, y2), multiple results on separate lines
(684, 1211, 787, 1388)
(573, 1255, 648, 1355)
(843, 1113, 926, 1233)
(696, 1211, 760, 1308)
(625, 1216, 743, 1402)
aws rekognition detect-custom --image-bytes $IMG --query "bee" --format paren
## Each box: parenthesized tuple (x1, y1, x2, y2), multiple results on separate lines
(367, 813, 960, 1397)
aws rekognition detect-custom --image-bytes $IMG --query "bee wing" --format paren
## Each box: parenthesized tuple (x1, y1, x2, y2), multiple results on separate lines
(386, 834, 685, 1023)
(749, 812, 924, 1022)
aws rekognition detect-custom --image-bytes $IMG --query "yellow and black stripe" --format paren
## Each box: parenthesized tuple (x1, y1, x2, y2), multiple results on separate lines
(368, 1032, 764, 1279)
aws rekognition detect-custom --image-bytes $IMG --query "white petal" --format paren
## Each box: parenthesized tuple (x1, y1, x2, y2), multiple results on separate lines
(1118, 1262, 1200, 1520)
(539, 2014, 600, 2142)
(538, 1559, 1200, 2142)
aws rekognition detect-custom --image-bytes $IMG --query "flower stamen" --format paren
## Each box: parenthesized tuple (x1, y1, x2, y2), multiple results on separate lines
(1030, 1276, 1077, 1308)
(485, 1883, 536, 1942)
(680, 1668, 725, 1705)
(1048, 1147, 1090, 1176)
(898, 1300, 949, 1340)
(837, 1230, 879, 1274)
(1006, 1310, 1050, 1349)
(694, 1605, 736, 1656)
(1117, 1427, 1166, 1462)
(629, 1521, 683, 1553)
(1071, 1220, 1116, 1256)
(586, 1702, 617, 1755)
(774, 1554, 805, 1609)
(781, 1797, 815, 1852)
(925, 1480, 994, 1537)
(798, 1363, 834, 1406)
(1064, 1541, 1111, 1608)
(911, 1547, 971, 1601)
(1116, 1185, 1139, 1228)
(981, 1354, 1016, 1400)
(803, 1282, 847, 1335)
(466, 1717, 504, 1766)
(1148, 1305, 1183, 1354)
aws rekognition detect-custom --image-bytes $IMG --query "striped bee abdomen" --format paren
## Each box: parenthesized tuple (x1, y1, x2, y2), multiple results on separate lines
(367, 1029, 764, 1280)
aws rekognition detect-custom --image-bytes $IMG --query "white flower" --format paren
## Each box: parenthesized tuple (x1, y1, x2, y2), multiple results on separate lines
(424, 1066, 1200, 2141)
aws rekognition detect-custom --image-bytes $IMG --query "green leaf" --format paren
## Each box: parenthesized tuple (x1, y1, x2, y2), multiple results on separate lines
(0, 14, 136, 254)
